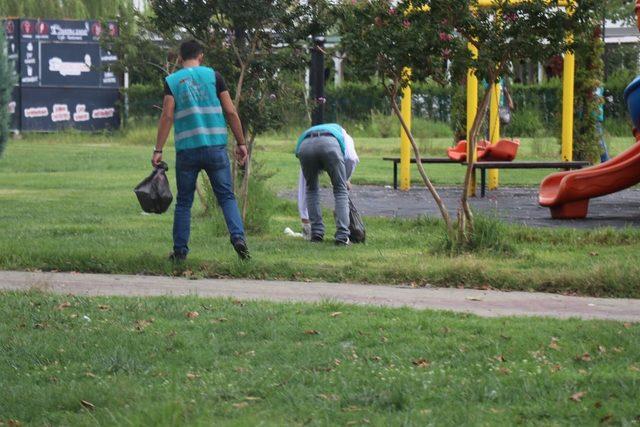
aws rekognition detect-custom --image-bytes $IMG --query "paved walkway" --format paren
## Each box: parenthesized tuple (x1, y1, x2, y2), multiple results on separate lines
(280, 186, 640, 228)
(2, 271, 639, 322)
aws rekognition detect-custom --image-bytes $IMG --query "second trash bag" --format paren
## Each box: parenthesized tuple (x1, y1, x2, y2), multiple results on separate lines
(348, 195, 366, 244)
(134, 161, 173, 214)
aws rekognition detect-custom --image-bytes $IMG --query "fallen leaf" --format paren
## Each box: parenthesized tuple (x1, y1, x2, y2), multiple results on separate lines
(186, 372, 199, 380)
(498, 367, 511, 375)
(589, 252, 599, 256)
(548, 337, 560, 350)
(420, 409, 432, 415)
(80, 400, 95, 410)
(629, 364, 640, 372)
(185, 311, 199, 319)
(577, 352, 592, 362)
(34, 323, 47, 329)
(465, 297, 483, 302)
(211, 317, 228, 323)
(232, 402, 248, 409)
(334, 359, 342, 366)
(98, 305, 110, 311)
(232, 300, 245, 306)
(495, 354, 506, 363)
(441, 327, 451, 334)
(134, 319, 152, 331)
(594, 401, 602, 408)
(597, 345, 607, 354)
(330, 312, 342, 318)
(237, 331, 246, 337)
(612, 347, 623, 353)
(370, 356, 382, 362)
(600, 414, 613, 423)
(489, 408, 504, 414)
(304, 330, 320, 335)
(234, 367, 248, 374)
(56, 301, 72, 310)
(550, 364, 562, 373)
(570, 391, 586, 402)
(243, 396, 261, 401)
(412, 358, 430, 368)
(85, 372, 96, 378)
(7, 420, 22, 427)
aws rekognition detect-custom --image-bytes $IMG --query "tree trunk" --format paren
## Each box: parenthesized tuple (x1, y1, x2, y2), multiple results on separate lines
(388, 88, 453, 234)
(459, 81, 494, 243)
(239, 134, 256, 221)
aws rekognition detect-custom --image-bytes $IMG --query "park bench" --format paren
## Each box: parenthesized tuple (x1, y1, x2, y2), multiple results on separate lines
(382, 157, 591, 197)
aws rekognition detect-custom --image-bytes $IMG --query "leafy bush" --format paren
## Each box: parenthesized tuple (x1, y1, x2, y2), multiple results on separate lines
(506, 108, 545, 138)
(433, 214, 517, 256)
(199, 159, 277, 235)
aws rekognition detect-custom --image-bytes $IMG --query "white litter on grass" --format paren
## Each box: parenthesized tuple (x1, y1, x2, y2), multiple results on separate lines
(284, 227, 304, 238)
(141, 212, 151, 216)
(82, 315, 91, 322)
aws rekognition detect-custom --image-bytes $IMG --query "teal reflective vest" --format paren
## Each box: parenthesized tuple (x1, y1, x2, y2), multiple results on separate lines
(165, 66, 227, 151)
(295, 123, 346, 155)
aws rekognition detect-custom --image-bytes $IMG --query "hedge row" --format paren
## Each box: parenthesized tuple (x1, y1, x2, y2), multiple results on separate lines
(123, 79, 632, 128)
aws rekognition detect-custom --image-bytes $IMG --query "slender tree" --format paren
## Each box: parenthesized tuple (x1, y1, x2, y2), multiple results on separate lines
(150, 0, 325, 220)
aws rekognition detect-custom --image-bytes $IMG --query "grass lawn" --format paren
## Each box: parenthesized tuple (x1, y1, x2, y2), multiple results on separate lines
(2, 128, 640, 297)
(1, 291, 639, 425)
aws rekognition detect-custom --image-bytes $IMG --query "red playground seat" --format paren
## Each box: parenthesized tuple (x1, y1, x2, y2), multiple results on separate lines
(479, 138, 520, 161)
(446, 140, 488, 162)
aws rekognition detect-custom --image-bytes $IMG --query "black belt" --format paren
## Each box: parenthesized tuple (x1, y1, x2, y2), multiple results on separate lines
(303, 132, 334, 140)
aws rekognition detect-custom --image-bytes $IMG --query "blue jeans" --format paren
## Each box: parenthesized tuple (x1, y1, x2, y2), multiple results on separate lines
(173, 145, 245, 256)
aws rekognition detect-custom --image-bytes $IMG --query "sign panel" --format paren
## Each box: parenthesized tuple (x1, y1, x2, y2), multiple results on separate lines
(20, 87, 120, 131)
(6, 18, 121, 131)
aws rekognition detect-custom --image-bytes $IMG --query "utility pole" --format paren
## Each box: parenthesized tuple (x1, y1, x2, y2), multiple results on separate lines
(310, 35, 325, 125)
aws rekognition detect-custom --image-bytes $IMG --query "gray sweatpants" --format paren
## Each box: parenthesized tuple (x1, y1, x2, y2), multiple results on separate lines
(297, 136, 349, 242)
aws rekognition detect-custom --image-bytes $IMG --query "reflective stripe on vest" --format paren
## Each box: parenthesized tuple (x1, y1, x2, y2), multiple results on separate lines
(295, 123, 346, 155)
(166, 66, 227, 151)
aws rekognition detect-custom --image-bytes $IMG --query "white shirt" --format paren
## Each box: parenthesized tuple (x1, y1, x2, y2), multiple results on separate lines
(298, 128, 359, 220)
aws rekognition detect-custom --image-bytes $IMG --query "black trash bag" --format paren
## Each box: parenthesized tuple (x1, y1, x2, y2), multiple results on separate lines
(134, 161, 173, 214)
(348, 195, 366, 244)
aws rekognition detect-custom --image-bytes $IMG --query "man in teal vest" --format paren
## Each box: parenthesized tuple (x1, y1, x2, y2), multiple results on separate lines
(152, 40, 249, 260)
(296, 123, 354, 245)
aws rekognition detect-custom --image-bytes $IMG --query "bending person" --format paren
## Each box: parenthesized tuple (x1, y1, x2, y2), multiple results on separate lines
(296, 124, 359, 245)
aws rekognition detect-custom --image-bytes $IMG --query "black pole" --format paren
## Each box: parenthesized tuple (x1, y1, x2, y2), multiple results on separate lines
(311, 36, 325, 125)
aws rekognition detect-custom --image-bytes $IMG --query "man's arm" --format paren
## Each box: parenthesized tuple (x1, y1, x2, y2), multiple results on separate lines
(219, 90, 248, 165)
(152, 95, 175, 166)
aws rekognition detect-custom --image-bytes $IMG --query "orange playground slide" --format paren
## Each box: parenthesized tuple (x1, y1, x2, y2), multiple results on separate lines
(539, 136, 640, 219)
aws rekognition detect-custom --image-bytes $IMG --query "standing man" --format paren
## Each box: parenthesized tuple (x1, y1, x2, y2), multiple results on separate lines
(295, 123, 359, 245)
(153, 39, 250, 261)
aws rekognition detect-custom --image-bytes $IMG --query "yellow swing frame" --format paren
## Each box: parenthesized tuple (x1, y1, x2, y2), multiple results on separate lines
(399, 0, 576, 193)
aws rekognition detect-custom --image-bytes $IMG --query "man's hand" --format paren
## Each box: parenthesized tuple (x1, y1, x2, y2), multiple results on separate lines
(235, 144, 248, 165)
(152, 151, 163, 167)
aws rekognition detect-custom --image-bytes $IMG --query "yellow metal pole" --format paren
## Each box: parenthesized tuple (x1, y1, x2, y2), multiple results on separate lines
(561, 8, 575, 162)
(400, 68, 412, 191)
(488, 82, 500, 190)
(466, 43, 479, 196)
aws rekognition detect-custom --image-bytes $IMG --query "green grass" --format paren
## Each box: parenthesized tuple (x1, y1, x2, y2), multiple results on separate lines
(1, 291, 639, 426)
(2, 128, 640, 297)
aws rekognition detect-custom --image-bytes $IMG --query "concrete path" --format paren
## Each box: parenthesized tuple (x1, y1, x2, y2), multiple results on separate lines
(1, 270, 639, 322)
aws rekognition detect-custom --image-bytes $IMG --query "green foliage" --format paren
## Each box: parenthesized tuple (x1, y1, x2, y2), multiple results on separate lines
(573, 24, 606, 162)
(0, 0, 134, 19)
(199, 160, 278, 235)
(434, 213, 517, 256)
(149, 0, 320, 138)
(0, 29, 16, 157)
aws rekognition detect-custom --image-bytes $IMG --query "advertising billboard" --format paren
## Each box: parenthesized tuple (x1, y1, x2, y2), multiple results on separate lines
(4, 18, 121, 132)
